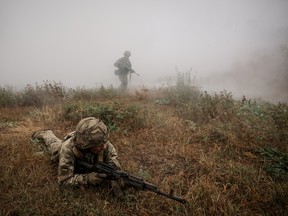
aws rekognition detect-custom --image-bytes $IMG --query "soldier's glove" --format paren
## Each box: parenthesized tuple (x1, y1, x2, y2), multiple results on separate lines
(87, 172, 107, 185)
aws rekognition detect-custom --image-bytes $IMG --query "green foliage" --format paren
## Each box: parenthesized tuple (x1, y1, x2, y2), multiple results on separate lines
(0, 81, 68, 107)
(175, 90, 236, 124)
(70, 84, 117, 101)
(257, 147, 288, 181)
(199, 90, 235, 122)
(155, 98, 170, 105)
(21, 81, 68, 107)
(0, 82, 119, 108)
(0, 119, 18, 130)
(237, 100, 288, 144)
(173, 89, 288, 146)
(161, 71, 201, 106)
(267, 102, 288, 142)
(63, 102, 145, 132)
(0, 86, 21, 107)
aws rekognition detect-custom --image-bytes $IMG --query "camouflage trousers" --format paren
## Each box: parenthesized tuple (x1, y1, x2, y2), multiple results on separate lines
(40, 131, 63, 163)
(118, 73, 128, 90)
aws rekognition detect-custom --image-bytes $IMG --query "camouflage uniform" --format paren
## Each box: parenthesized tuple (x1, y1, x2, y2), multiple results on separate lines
(114, 51, 135, 91)
(32, 119, 121, 188)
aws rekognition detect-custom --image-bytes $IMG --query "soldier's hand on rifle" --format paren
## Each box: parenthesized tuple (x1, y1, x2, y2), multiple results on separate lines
(131, 69, 139, 76)
(87, 172, 107, 185)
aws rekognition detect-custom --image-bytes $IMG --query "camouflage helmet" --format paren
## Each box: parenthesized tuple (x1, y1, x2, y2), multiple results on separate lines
(124, 50, 131, 57)
(75, 117, 108, 149)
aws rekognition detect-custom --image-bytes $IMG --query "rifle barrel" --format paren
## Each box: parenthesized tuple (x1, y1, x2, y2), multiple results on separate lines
(154, 190, 187, 204)
(76, 160, 187, 204)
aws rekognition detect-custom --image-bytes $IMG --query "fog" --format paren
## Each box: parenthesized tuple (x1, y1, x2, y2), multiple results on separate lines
(1, 0, 288, 102)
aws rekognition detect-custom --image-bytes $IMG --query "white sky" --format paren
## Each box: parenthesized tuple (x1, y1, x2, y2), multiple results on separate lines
(0, 0, 288, 98)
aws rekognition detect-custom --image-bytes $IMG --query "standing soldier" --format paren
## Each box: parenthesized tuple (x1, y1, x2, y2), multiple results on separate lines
(31, 117, 124, 198)
(114, 50, 136, 91)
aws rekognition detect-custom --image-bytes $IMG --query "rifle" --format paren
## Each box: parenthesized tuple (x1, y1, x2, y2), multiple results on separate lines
(76, 160, 187, 204)
(131, 71, 140, 76)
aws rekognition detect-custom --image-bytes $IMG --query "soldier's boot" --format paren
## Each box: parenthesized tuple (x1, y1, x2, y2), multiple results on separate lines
(32, 129, 62, 163)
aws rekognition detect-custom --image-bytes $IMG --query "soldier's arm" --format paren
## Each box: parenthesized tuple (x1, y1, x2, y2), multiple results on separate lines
(114, 58, 134, 72)
(58, 143, 91, 187)
(104, 141, 122, 170)
(124, 59, 134, 72)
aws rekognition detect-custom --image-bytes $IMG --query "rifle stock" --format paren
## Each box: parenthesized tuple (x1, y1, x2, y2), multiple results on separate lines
(76, 160, 187, 204)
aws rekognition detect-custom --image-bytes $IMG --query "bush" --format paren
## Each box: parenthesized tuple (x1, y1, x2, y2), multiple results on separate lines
(20, 81, 68, 107)
(174, 89, 288, 147)
(0, 86, 21, 107)
(70, 85, 118, 101)
(63, 101, 146, 132)
(257, 147, 288, 181)
(160, 72, 201, 106)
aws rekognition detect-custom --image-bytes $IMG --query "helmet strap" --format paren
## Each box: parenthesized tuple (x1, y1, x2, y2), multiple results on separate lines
(72, 146, 84, 159)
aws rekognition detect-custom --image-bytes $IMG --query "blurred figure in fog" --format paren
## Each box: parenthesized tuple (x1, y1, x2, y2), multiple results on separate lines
(114, 50, 136, 91)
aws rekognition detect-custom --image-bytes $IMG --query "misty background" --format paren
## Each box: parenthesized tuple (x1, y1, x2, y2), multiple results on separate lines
(0, 0, 287, 103)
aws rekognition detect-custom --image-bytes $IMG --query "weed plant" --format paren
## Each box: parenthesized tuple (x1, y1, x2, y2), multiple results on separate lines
(0, 86, 22, 107)
(0, 81, 68, 107)
(63, 101, 146, 133)
(160, 72, 201, 106)
(69, 84, 118, 101)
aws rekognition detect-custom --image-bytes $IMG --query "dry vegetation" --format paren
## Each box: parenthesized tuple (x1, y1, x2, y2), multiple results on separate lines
(0, 79, 287, 216)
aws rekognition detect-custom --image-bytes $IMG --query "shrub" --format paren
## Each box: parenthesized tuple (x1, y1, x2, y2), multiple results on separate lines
(0, 86, 20, 107)
(174, 89, 288, 147)
(160, 72, 201, 106)
(63, 101, 145, 132)
(70, 84, 117, 101)
(257, 147, 288, 181)
(20, 81, 68, 107)
(266, 102, 288, 143)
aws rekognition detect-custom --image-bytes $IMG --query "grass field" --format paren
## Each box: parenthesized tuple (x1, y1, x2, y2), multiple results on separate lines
(0, 81, 287, 215)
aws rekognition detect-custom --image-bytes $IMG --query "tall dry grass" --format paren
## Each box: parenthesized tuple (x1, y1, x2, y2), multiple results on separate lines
(0, 81, 287, 215)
